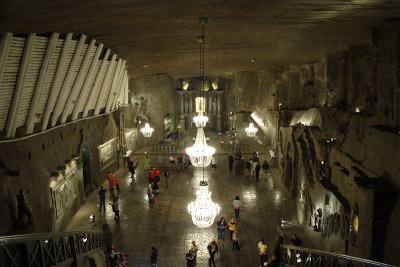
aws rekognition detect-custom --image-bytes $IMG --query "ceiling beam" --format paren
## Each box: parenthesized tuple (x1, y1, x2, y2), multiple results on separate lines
(50, 34, 87, 127)
(0, 32, 12, 89)
(105, 59, 124, 113)
(112, 69, 128, 110)
(41, 33, 73, 131)
(26, 32, 59, 134)
(71, 43, 104, 121)
(94, 53, 117, 116)
(6, 33, 36, 138)
(82, 48, 110, 118)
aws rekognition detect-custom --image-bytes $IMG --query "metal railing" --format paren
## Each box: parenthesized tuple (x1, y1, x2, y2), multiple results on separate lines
(0, 230, 109, 267)
(281, 245, 396, 267)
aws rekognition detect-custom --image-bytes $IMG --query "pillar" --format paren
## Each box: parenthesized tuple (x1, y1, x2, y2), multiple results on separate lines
(216, 93, 222, 132)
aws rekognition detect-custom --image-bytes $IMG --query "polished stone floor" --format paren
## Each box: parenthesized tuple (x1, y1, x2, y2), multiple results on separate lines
(66, 153, 312, 267)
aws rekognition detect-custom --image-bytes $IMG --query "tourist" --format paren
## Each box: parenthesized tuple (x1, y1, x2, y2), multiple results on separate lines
(144, 154, 150, 172)
(245, 159, 251, 177)
(114, 176, 120, 191)
(228, 217, 238, 241)
(239, 156, 245, 176)
(258, 238, 268, 266)
(16, 189, 33, 223)
(165, 169, 169, 187)
(119, 252, 128, 267)
(207, 238, 218, 267)
(186, 249, 195, 267)
(216, 217, 227, 247)
(250, 158, 255, 176)
(153, 168, 161, 184)
(152, 182, 160, 201)
(232, 229, 240, 251)
(228, 152, 234, 172)
(262, 160, 269, 180)
(233, 196, 241, 219)
(148, 171, 154, 184)
(290, 234, 302, 246)
(98, 186, 107, 211)
(127, 158, 135, 179)
(147, 188, 154, 202)
(191, 241, 198, 264)
(109, 196, 120, 222)
(158, 154, 164, 164)
(178, 155, 184, 171)
(108, 171, 115, 193)
(211, 155, 217, 173)
(267, 255, 279, 267)
(150, 247, 158, 267)
(255, 161, 261, 181)
(169, 155, 174, 164)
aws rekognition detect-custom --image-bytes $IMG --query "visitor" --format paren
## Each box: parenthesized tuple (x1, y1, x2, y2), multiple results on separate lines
(119, 252, 128, 267)
(150, 247, 158, 267)
(185, 154, 191, 166)
(158, 154, 164, 164)
(239, 156, 245, 176)
(98, 186, 107, 211)
(216, 217, 227, 247)
(114, 176, 120, 191)
(255, 161, 261, 181)
(211, 155, 217, 173)
(245, 159, 251, 177)
(290, 234, 302, 246)
(228, 217, 238, 241)
(262, 160, 269, 180)
(147, 188, 154, 202)
(154, 168, 161, 184)
(191, 241, 198, 264)
(228, 152, 234, 172)
(207, 238, 218, 267)
(152, 182, 160, 201)
(144, 154, 150, 172)
(108, 171, 115, 193)
(250, 158, 255, 176)
(178, 155, 184, 171)
(232, 229, 240, 251)
(258, 238, 268, 266)
(233, 196, 241, 219)
(109, 196, 120, 222)
(164, 169, 169, 188)
(169, 155, 174, 164)
(16, 189, 33, 223)
(127, 158, 135, 179)
(148, 171, 154, 184)
(267, 255, 279, 267)
(186, 249, 195, 267)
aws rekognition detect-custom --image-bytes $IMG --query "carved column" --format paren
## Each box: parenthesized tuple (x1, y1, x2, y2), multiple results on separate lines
(216, 93, 222, 131)
(179, 92, 185, 133)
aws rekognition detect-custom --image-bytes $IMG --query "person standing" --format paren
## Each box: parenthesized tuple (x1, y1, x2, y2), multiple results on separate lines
(207, 238, 218, 267)
(267, 255, 279, 267)
(127, 158, 135, 179)
(228, 153, 234, 172)
(114, 176, 120, 191)
(191, 241, 198, 264)
(255, 162, 261, 181)
(150, 247, 158, 267)
(164, 169, 169, 188)
(186, 249, 195, 267)
(245, 159, 251, 177)
(109, 196, 120, 222)
(290, 234, 302, 246)
(216, 217, 227, 247)
(228, 217, 238, 242)
(16, 189, 33, 223)
(144, 154, 150, 173)
(211, 155, 217, 173)
(98, 186, 107, 211)
(108, 171, 115, 193)
(258, 238, 268, 266)
(262, 160, 269, 180)
(232, 230, 240, 251)
(233, 196, 241, 219)
(152, 182, 160, 201)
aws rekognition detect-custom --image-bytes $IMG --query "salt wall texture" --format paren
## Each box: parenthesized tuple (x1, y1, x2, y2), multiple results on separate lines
(0, 107, 136, 234)
(130, 74, 174, 148)
(225, 18, 400, 265)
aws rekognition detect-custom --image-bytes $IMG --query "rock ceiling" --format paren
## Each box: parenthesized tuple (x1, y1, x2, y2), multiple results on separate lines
(1, 0, 400, 78)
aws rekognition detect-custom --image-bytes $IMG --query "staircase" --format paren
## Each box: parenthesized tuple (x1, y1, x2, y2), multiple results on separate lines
(280, 244, 396, 267)
(0, 230, 109, 267)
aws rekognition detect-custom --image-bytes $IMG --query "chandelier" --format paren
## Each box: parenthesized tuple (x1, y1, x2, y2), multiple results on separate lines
(186, 127, 215, 167)
(188, 183, 220, 228)
(141, 123, 154, 138)
(245, 122, 258, 137)
(193, 111, 208, 128)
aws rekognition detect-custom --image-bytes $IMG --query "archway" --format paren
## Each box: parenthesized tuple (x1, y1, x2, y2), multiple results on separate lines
(81, 146, 92, 192)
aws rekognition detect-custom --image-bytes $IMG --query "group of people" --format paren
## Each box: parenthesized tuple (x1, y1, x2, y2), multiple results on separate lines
(229, 152, 270, 180)
(107, 244, 128, 267)
(97, 171, 122, 222)
(147, 167, 169, 202)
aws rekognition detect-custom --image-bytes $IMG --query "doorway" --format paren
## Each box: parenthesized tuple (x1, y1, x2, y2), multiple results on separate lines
(81, 146, 92, 192)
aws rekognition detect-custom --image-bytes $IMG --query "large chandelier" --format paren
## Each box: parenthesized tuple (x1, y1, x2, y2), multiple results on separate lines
(188, 183, 220, 228)
(141, 123, 154, 138)
(193, 111, 208, 128)
(186, 128, 215, 167)
(245, 122, 258, 137)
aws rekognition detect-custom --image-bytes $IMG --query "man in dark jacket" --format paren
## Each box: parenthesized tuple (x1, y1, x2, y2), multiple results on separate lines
(98, 186, 107, 211)
(255, 162, 261, 181)
(207, 238, 218, 267)
(228, 153, 234, 172)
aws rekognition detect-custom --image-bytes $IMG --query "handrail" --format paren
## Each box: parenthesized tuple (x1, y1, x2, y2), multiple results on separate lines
(0, 230, 109, 267)
(281, 244, 396, 267)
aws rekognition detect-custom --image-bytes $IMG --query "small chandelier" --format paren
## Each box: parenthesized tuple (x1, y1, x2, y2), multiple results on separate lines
(188, 180, 220, 228)
(193, 111, 208, 128)
(186, 127, 215, 167)
(245, 122, 258, 137)
(141, 123, 154, 138)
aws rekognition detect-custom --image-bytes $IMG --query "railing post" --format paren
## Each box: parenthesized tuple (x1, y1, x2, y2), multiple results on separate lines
(69, 235, 77, 267)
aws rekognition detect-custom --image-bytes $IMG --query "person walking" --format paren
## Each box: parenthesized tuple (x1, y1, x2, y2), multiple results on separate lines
(232, 230, 240, 251)
(216, 217, 227, 247)
(152, 182, 160, 201)
(114, 176, 120, 191)
(144, 154, 150, 173)
(255, 161, 261, 181)
(228, 153, 234, 172)
(228, 217, 238, 242)
(164, 169, 169, 187)
(207, 238, 218, 267)
(98, 186, 107, 211)
(150, 247, 158, 267)
(211, 155, 217, 173)
(109, 196, 120, 222)
(108, 171, 115, 193)
(262, 160, 270, 180)
(233, 196, 241, 219)
(186, 249, 195, 267)
(245, 159, 251, 177)
(191, 241, 198, 264)
(258, 238, 268, 266)
(127, 158, 135, 179)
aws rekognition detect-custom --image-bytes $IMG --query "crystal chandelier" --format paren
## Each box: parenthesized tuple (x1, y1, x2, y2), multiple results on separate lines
(186, 128, 215, 167)
(245, 122, 258, 137)
(141, 123, 154, 138)
(188, 184, 220, 228)
(193, 111, 208, 128)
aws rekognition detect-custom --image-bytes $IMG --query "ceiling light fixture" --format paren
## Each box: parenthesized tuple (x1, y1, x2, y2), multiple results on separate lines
(140, 64, 154, 137)
(186, 127, 215, 167)
(245, 122, 258, 137)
